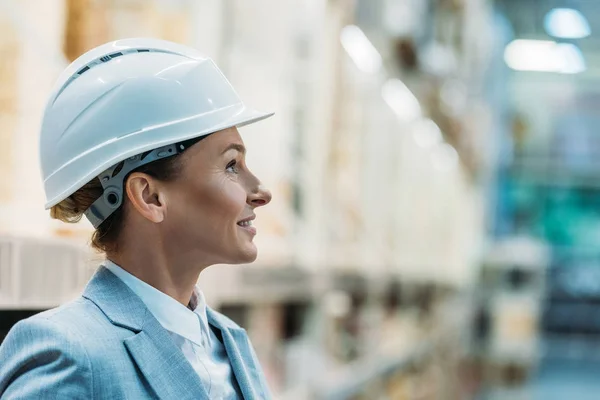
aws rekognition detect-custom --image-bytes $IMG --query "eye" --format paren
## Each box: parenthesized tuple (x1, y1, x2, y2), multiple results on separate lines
(226, 160, 239, 174)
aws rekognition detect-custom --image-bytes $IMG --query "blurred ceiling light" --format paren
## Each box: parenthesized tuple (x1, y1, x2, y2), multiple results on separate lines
(431, 143, 459, 172)
(413, 118, 443, 148)
(340, 25, 382, 74)
(504, 39, 586, 74)
(544, 8, 591, 39)
(381, 79, 421, 122)
(557, 43, 587, 74)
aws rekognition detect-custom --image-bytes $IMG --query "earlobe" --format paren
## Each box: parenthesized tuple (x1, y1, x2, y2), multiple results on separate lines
(125, 173, 165, 223)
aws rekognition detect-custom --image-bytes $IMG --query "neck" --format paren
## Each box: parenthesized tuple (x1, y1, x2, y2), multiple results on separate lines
(107, 242, 206, 306)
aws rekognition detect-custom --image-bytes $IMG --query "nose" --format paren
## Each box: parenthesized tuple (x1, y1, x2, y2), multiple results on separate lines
(248, 184, 272, 208)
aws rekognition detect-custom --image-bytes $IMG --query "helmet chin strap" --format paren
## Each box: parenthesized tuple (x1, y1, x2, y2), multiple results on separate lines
(84, 135, 208, 229)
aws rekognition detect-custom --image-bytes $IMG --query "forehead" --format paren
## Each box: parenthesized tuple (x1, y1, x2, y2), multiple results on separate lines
(186, 127, 244, 158)
(209, 127, 243, 147)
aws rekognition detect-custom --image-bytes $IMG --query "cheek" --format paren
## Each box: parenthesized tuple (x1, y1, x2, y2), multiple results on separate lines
(193, 179, 247, 225)
(218, 184, 247, 221)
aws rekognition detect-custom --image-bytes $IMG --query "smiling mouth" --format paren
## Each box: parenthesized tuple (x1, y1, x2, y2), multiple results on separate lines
(237, 219, 257, 235)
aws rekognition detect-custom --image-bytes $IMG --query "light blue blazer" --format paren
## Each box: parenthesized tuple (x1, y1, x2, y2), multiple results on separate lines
(0, 266, 272, 399)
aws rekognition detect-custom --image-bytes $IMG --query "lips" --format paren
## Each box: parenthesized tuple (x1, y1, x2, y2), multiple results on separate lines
(237, 215, 255, 225)
(237, 215, 257, 235)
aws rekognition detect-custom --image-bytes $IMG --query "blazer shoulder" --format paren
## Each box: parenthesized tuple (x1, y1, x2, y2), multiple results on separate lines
(32, 297, 126, 342)
(4, 297, 102, 349)
(0, 307, 94, 398)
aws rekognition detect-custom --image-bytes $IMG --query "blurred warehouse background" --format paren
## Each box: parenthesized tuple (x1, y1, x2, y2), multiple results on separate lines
(0, 0, 598, 399)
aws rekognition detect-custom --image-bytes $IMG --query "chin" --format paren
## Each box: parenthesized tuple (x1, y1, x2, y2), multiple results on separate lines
(240, 251, 258, 264)
(238, 245, 258, 264)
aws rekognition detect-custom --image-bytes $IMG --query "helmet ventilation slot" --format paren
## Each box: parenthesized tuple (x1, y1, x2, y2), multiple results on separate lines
(76, 65, 90, 75)
(56, 48, 184, 103)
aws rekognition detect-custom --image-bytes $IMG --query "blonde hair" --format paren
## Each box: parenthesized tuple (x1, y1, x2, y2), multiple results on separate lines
(50, 155, 184, 254)
(50, 176, 124, 253)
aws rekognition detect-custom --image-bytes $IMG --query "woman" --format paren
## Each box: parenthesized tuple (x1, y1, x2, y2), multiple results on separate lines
(0, 38, 273, 399)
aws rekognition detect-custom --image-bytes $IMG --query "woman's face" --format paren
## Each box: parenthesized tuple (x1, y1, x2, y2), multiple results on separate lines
(161, 127, 271, 266)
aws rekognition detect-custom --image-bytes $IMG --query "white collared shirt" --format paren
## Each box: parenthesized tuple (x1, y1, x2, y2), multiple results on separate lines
(104, 260, 242, 399)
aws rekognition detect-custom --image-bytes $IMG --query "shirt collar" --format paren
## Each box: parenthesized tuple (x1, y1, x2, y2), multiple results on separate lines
(104, 259, 210, 347)
(189, 286, 212, 346)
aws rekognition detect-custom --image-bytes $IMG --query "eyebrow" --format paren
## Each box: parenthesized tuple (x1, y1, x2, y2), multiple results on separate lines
(221, 143, 246, 155)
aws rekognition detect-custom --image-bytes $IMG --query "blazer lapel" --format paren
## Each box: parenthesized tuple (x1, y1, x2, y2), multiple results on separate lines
(207, 309, 270, 400)
(83, 267, 209, 400)
(123, 317, 209, 400)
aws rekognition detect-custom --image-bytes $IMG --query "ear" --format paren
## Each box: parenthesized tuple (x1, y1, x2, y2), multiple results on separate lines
(125, 172, 166, 223)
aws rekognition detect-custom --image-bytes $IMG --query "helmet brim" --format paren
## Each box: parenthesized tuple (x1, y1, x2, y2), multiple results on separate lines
(230, 108, 274, 129)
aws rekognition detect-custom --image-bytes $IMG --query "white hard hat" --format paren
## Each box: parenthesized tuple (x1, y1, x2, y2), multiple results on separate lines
(40, 38, 273, 228)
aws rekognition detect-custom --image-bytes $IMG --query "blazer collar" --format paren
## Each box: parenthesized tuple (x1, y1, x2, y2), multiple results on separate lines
(82, 266, 210, 400)
(82, 266, 269, 400)
(82, 266, 147, 331)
